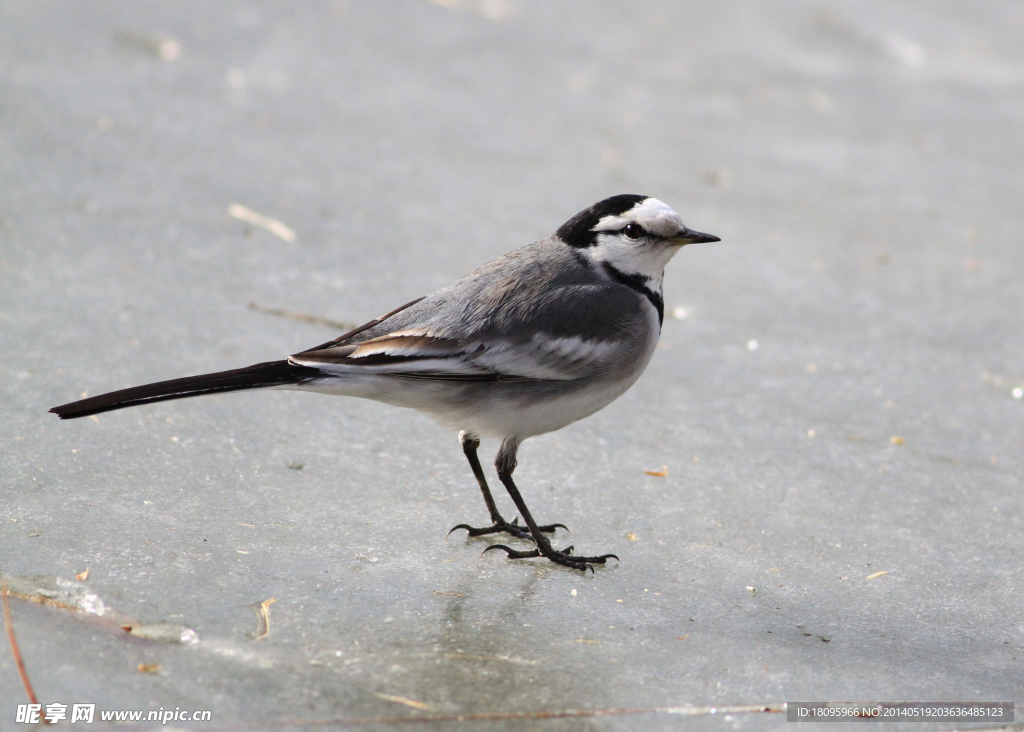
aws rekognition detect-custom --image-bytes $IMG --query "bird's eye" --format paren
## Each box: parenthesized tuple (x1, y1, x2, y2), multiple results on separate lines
(623, 222, 645, 239)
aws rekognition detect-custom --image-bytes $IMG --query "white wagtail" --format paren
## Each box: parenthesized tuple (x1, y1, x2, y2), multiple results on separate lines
(51, 194, 718, 571)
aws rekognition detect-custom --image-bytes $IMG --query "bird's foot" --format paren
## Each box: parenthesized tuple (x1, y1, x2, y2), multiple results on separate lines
(482, 543, 618, 573)
(448, 515, 567, 543)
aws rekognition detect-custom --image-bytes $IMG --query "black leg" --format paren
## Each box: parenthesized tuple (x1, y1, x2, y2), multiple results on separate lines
(482, 438, 617, 573)
(448, 431, 566, 542)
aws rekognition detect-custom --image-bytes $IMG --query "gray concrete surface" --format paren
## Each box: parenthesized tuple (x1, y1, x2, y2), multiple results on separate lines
(2, 1, 1023, 730)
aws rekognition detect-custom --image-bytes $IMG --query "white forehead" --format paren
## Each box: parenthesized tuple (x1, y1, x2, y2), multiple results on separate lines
(591, 198, 684, 237)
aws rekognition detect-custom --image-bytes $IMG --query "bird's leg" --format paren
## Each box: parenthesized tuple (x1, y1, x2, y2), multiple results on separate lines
(482, 439, 617, 572)
(448, 431, 565, 542)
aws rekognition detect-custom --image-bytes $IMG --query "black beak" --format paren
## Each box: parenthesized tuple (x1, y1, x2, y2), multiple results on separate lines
(672, 227, 720, 244)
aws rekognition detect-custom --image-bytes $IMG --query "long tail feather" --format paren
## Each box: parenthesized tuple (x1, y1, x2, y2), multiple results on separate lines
(49, 360, 323, 420)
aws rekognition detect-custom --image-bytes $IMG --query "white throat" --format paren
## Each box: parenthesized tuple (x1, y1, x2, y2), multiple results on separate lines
(584, 235, 678, 288)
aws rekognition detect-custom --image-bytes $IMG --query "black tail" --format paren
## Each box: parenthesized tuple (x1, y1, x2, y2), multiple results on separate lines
(50, 360, 324, 420)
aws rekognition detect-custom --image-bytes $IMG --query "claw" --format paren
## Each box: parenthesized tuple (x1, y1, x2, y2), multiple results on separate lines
(448, 514, 569, 542)
(480, 543, 615, 572)
(447, 516, 542, 541)
(454, 515, 607, 571)
(481, 544, 540, 559)
(509, 515, 569, 534)
(540, 523, 569, 533)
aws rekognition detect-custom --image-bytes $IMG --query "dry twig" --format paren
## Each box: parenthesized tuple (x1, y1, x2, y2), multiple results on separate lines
(248, 302, 356, 331)
(374, 694, 438, 712)
(2, 578, 40, 707)
(229, 203, 296, 242)
(255, 598, 276, 640)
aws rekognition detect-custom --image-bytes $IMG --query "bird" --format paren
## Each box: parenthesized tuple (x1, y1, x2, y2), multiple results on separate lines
(50, 194, 719, 572)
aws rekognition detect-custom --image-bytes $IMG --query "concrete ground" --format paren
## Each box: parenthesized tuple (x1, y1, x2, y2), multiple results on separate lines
(2, 1, 1023, 730)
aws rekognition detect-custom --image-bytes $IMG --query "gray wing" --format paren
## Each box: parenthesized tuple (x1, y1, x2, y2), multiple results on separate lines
(289, 240, 652, 382)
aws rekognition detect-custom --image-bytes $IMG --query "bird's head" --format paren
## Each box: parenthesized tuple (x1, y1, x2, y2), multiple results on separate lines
(556, 194, 719, 281)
